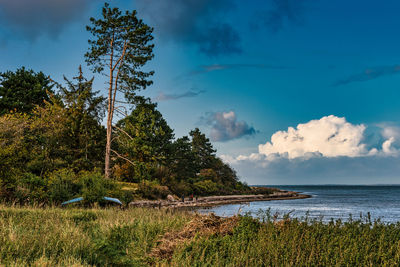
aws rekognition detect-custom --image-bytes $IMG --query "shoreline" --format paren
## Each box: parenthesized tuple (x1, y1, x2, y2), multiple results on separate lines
(129, 190, 311, 208)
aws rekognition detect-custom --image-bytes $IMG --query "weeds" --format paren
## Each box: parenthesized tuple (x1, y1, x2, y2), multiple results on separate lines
(1, 207, 400, 266)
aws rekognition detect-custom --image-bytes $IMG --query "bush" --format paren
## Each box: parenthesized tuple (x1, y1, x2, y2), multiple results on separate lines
(47, 169, 81, 204)
(15, 173, 48, 204)
(0, 169, 123, 206)
(193, 180, 219, 196)
(137, 180, 171, 200)
(79, 170, 119, 205)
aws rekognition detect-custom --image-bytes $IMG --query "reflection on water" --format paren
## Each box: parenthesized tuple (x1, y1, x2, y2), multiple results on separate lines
(198, 185, 400, 223)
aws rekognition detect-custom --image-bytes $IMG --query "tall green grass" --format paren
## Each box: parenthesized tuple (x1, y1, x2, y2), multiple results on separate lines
(171, 212, 400, 266)
(0, 206, 191, 266)
(1, 207, 400, 266)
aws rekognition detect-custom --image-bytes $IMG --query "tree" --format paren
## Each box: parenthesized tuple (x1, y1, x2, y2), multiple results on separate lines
(114, 100, 174, 182)
(59, 66, 106, 171)
(0, 67, 54, 115)
(85, 3, 154, 178)
(171, 136, 197, 180)
(189, 128, 216, 171)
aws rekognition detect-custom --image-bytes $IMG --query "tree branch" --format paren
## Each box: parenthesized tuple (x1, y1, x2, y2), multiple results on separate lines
(111, 149, 136, 166)
(113, 125, 134, 140)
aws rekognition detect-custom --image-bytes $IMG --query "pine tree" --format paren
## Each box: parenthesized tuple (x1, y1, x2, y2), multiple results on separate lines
(189, 128, 216, 171)
(85, 3, 154, 178)
(60, 66, 106, 171)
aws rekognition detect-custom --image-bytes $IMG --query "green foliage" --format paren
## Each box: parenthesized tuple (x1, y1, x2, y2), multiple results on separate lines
(189, 128, 216, 171)
(137, 180, 171, 200)
(0, 89, 105, 173)
(0, 67, 54, 115)
(114, 100, 174, 182)
(47, 169, 81, 204)
(15, 173, 48, 204)
(0, 67, 107, 204)
(85, 3, 154, 101)
(79, 170, 118, 204)
(192, 180, 219, 196)
(59, 66, 106, 171)
(0, 168, 122, 205)
(170, 136, 197, 180)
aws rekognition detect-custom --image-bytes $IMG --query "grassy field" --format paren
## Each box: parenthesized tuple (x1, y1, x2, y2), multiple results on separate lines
(0, 206, 191, 266)
(1, 206, 400, 266)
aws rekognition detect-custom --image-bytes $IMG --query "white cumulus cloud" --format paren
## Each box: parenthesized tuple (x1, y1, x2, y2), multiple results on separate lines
(220, 115, 400, 184)
(258, 115, 369, 158)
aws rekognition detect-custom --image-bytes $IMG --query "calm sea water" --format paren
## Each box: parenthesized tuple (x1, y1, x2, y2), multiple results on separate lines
(198, 185, 400, 223)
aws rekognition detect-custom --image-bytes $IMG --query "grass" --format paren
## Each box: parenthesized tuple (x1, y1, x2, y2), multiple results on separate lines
(1, 207, 400, 266)
(0, 206, 192, 266)
(171, 212, 400, 266)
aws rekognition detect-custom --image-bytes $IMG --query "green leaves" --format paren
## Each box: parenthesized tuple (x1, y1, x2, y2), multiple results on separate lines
(114, 101, 174, 182)
(59, 66, 106, 171)
(85, 3, 154, 99)
(0, 67, 54, 115)
(85, 3, 155, 178)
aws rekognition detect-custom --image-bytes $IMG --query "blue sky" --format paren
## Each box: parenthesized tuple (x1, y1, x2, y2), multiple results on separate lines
(2, 0, 400, 184)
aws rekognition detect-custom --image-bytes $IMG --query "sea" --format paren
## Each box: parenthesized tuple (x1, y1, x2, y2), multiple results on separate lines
(198, 185, 400, 224)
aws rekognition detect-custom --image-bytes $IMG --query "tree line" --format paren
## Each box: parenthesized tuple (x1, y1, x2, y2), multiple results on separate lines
(0, 3, 249, 204)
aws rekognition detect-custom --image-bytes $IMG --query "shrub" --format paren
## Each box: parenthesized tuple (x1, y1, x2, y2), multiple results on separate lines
(193, 180, 219, 196)
(79, 170, 119, 205)
(47, 169, 81, 204)
(137, 180, 171, 200)
(14, 172, 48, 204)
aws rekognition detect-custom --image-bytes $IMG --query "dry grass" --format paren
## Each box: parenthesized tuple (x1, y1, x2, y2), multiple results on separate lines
(151, 213, 239, 260)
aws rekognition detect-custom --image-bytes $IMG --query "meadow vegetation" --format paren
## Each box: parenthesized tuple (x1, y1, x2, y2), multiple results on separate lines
(1, 207, 400, 266)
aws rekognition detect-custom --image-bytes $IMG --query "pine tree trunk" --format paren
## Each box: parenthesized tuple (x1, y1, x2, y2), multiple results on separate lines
(104, 36, 114, 179)
(104, 114, 112, 178)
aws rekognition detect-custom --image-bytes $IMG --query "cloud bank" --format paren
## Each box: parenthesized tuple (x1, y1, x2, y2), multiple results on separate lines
(222, 154, 400, 185)
(222, 115, 400, 184)
(257, 0, 310, 32)
(259, 115, 371, 159)
(135, 0, 241, 56)
(202, 111, 256, 142)
(0, 0, 93, 40)
(334, 65, 400, 86)
(187, 64, 287, 76)
(154, 90, 205, 101)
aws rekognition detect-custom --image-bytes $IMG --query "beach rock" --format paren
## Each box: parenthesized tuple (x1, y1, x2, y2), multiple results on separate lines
(167, 194, 176, 202)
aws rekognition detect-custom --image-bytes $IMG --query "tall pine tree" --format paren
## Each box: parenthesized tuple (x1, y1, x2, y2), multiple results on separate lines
(85, 3, 154, 178)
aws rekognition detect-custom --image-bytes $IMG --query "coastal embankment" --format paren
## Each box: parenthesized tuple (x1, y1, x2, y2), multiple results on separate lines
(129, 190, 311, 208)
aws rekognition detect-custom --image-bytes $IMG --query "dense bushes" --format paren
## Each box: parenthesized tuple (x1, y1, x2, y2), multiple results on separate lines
(136, 180, 171, 200)
(0, 68, 249, 205)
(0, 169, 120, 205)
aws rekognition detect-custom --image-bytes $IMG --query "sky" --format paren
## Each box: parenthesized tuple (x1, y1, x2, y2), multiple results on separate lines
(1, 0, 400, 185)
